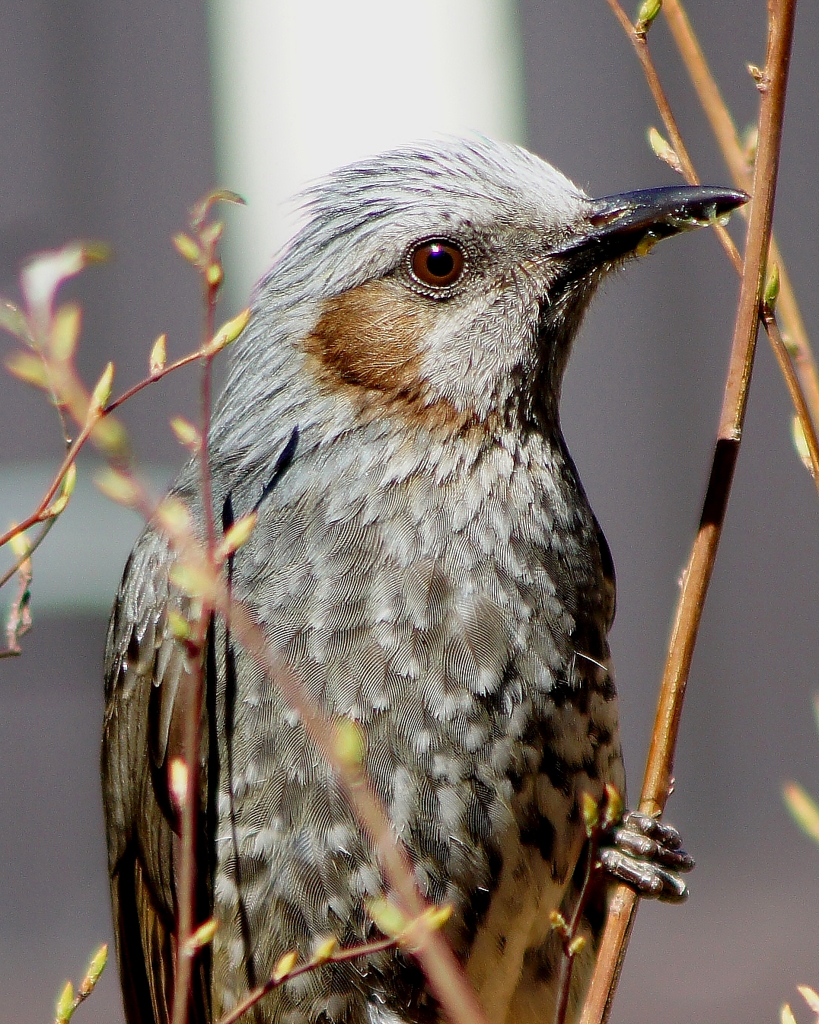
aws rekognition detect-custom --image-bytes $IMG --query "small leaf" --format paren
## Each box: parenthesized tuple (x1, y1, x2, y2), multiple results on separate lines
(798, 986, 819, 1014)
(367, 899, 408, 939)
(185, 919, 218, 953)
(791, 415, 814, 478)
(170, 417, 201, 450)
(46, 463, 79, 518)
(780, 1004, 797, 1024)
(191, 189, 246, 228)
(272, 950, 299, 982)
(50, 303, 82, 362)
(764, 263, 780, 309)
(55, 980, 75, 1024)
(205, 263, 223, 289)
(96, 467, 140, 507)
(156, 496, 193, 537)
(549, 909, 567, 935)
(783, 781, 819, 845)
(199, 221, 224, 248)
(173, 233, 201, 264)
(78, 944, 108, 996)
(217, 512, 257, 561)
(8, 525, 31, 560)
(21, 242, 108, 319)
(422, 904, 452, 931)
(61, 462, 78, 500)
(46, 493, 70, 518)
(169, 560, 217, 601)
(6, 351, 49, 388)
(648, 127, 683, 175)
(567, 935, 586, 956)
(167, 609, 192, 640)
(581, 791, 600, 836)
(747, 63, 766, 88)
(312, 937, 339, 964)
(149, 334, 167, 375)
(88, 361, 114, 418)
(203, 308, 250, 356)
(334, 719, 365, 768)
(91, 416, 129, 459)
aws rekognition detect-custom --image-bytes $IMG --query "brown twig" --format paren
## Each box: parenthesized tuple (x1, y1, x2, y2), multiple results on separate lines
(762, 303, 819, 480)
(603, 0, 740, 271)
(553, 788, 620, 1024)
(581, 2, 797, 1021)
(0, 346, 207, 556)
(604, 0, 819, 489)
(170, 197, 230, 1024)
(0, 517, 55, 594)
(213, 923, 467, 1024)
(216, 936, 400, 1024)
(663, 0, 819, 431)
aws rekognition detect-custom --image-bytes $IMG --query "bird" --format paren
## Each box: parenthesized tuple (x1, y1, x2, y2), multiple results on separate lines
(101, 136, 745, 1024)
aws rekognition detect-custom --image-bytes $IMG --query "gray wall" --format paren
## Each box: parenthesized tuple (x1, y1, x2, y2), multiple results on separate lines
(1, 3, 818, 1022)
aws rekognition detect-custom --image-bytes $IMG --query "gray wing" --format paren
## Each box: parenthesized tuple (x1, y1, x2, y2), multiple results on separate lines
(101, 520, 212, 1024)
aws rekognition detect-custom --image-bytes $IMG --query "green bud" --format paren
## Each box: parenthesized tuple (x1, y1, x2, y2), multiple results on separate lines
(55, 980, 75, 1024)
(783, 781, 819, 845)
(149, 334, 167, 375)
(764, 263, 780, 309)
(635, 0, 662, 35)
(78, 943, 108, 995)
(273, 950, 299, 982)
(367, 898, 408, 939)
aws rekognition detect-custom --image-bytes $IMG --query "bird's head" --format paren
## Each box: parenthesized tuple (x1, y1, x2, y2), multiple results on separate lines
(227, 138, 746, 441)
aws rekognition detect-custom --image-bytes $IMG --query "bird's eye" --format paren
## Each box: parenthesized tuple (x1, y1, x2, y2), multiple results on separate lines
(408, 239, 466, 291)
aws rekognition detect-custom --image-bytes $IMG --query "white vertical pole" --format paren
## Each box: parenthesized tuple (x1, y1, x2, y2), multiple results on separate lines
(206, 0, 526, 298)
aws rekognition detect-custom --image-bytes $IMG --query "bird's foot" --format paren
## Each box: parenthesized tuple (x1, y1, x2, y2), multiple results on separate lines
(599, 810, 694, 903)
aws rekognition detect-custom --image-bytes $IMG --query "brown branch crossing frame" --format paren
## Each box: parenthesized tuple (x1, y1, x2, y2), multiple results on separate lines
(581, 3, 798, 1021)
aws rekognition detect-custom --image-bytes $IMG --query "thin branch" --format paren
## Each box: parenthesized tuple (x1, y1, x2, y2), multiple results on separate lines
(553, 790, 618, 1024)
(581, 2, 798, 1021)
(663, 0, 819, 430)
(216, 934, 405, 1024)
(762, 304, 819, 483)
(604, 0, 819, 486)
(0, 517, 55, 592)
(170, 210, 224, 1024)
(0, 346, 207, 556)
(602, 0, 741, 271)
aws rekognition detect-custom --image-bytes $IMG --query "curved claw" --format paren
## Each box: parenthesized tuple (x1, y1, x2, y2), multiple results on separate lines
(599, 808, 694, 903)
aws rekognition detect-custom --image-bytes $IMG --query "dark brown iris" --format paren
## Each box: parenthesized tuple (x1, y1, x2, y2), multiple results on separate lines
(409, 239, 465, 289)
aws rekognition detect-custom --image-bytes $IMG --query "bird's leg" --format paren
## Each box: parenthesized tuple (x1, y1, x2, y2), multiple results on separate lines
(598, 810, 694, 903)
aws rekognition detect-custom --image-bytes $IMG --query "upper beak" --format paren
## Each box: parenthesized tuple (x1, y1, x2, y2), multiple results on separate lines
(578, 184, 749, 258)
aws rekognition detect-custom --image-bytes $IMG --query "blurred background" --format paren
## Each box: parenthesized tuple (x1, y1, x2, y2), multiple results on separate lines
(1, 2, 818, 1021)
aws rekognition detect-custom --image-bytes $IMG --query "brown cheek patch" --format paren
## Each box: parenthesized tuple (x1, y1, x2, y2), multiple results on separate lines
(304, 279, 499, 436)
(305, 278, 432, 393)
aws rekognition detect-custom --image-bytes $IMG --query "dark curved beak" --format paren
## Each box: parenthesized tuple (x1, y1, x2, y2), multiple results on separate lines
(579, 184, 749, 258)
